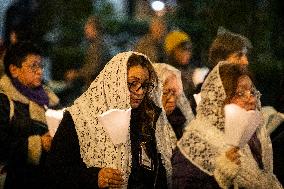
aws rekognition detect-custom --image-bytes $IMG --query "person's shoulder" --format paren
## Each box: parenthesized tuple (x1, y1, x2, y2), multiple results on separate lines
(43, 85, 60, 107)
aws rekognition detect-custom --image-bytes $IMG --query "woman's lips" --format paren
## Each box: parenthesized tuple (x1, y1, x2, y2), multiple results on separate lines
(131, 99, 142, 103)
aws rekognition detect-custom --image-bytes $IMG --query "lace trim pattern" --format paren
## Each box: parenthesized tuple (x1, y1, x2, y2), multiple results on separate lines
(179, 118, 226, 175)
(67, 51, 174, 187)
(196, 62, 226, 130)
(152, 63, 194, 127)
(178, 61, 279, 188)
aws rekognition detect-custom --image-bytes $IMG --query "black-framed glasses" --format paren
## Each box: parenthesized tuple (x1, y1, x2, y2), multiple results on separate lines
(127, 81, 154, 93)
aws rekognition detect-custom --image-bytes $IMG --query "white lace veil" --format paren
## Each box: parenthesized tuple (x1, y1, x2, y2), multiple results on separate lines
(67, 51, 174, 186)
(177, 61, 262, 174)
(152, 63, 194, 126)
(177, 61, 281, 188)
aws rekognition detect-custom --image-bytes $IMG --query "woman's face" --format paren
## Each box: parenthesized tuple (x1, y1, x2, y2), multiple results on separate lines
(173, 47, 192, 65)
(162, 75, 178, 115)
(10, 54, 43, 88)
(127, 65, 151, 109)
(230, 75, 257, 111)
(84, 23, 97, 40)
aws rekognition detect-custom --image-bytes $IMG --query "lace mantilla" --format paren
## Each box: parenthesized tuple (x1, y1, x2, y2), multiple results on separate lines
(67, 51, 175, 187)
(153, 63, 194, 124)
(178, 61, 281, 188)
(152, 63, 194, 142)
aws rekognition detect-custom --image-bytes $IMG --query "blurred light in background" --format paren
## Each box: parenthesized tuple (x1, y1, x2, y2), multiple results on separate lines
(151, 1, 165, 11)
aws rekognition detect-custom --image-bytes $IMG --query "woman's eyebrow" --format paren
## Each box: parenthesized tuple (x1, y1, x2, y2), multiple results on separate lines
(238, 82, 252, 88)
(128, 76, 142, 81)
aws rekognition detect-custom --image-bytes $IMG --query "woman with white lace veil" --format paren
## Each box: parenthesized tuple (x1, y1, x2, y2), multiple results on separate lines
(172, 62, 282, 189)
(45, 52, 175, 189)
(152, 63, 194, 140)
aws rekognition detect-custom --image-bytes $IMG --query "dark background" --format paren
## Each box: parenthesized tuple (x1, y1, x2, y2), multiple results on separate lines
(2, 0, 283, 108)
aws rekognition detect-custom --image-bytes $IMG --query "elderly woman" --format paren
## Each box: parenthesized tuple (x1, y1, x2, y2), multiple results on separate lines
(0, 42, 59, 189)
(153, 63, 194, 140)
(45, 52, 175, 189)
(172, 62, 282, 189)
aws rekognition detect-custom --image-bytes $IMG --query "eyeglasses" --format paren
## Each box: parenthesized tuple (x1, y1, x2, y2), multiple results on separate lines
(23, 62, 44, 73)
(163, 89, 178, 99)
(235, 89, 261, 100)
(127, 81, 154, 93)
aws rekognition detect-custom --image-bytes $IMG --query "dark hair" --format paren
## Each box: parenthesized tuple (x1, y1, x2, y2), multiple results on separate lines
(4, 41, 43, 78)
(127, 53, 158, 91)
(219, 63, 251, 104)
(127, 54, 151, 67)
(127, 54, 153, 75)
(209, 32, 252, 68)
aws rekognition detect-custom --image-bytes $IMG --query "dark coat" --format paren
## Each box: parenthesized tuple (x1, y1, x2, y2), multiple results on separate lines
(0, 93, 49, 189)
(45, 99, 168, 189)
(271, 122, 284, 185)
(44, 111, 101, 189)
(172, 133, 264, 189)
(128, 100, 167, 189)
(171, 148, 221, 189)
(167, 107, 186, 140)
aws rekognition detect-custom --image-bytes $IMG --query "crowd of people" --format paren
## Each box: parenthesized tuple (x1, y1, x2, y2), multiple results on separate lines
(0, 1, 284, 189)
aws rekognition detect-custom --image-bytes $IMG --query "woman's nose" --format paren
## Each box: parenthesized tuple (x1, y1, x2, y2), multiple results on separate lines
(134, 87, 145, 95)
(167, 95, 176, 102)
